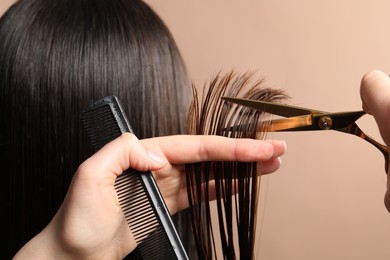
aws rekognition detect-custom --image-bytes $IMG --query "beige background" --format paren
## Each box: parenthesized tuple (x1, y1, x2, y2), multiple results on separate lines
(2, 1, 390, 259)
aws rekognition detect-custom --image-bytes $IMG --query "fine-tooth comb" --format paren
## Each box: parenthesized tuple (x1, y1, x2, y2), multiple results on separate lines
(81, 95, 188, 260)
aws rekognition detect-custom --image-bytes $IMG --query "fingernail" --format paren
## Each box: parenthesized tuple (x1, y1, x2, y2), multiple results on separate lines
(147, 151, 166, 164)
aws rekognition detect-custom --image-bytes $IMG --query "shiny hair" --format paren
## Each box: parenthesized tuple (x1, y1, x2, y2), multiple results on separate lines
(186, 71, 288, 259)
(0, 0, 191, 258)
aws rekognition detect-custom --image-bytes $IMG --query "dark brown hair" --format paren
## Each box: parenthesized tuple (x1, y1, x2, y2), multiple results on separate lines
(186, 71, 288, 259)
(0, 0, 192, 258)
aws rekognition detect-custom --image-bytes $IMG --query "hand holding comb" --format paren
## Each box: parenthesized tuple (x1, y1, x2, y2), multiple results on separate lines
(81, 95, 188, 260)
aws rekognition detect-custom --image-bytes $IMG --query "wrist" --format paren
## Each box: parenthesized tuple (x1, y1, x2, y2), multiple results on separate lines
(13, 226, 61, 259)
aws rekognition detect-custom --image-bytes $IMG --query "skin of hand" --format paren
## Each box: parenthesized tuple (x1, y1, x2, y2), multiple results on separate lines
(14, 133, 286, 259)
(360, 70, 390, 212)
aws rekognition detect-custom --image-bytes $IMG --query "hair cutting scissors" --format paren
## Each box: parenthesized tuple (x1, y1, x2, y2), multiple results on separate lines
(221, 96, 389, 173)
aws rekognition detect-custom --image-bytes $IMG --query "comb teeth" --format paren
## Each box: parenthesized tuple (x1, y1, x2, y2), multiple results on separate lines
(114, 170, 160, 242)
(115, 170, 177, 258)
(81, 96, 188, 260)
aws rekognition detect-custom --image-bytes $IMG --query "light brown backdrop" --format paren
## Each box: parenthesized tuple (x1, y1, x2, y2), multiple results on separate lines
(2, 1, 390, 259)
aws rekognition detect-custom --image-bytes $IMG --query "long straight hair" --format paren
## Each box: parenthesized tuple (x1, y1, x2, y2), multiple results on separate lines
(0, 0, 192, 258)
(186, 71, 288, 259)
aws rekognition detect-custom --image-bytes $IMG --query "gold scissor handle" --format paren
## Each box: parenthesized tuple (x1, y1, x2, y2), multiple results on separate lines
(337, 122, 389, 173)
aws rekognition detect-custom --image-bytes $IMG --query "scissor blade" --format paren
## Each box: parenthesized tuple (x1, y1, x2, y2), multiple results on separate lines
(265, 115, 314, 131)
(267, 111, 366, 132)
(221, 96, 325, 117)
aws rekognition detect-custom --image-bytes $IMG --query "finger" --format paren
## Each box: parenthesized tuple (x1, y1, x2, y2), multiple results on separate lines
(265, 140, 287, 158)
(258, 157, 282, 175)
(385, 189, 390, 213)
(360, 70, 390, 116)
(360, 70, 390, 146)
(184, 180, 218, 204)
(79, 133, 167, 178)
(174, 156, 283, 212)
(191, 177, 264, 204)
(142, 135, 287, 164)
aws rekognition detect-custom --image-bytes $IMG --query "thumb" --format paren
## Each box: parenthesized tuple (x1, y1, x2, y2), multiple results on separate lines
(360, 70, 390, 146)
(360, 70, 390, 116)
(81, 133, 167, 178)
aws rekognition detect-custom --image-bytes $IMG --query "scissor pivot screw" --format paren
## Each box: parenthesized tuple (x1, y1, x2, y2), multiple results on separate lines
(318, 116, 332, 130)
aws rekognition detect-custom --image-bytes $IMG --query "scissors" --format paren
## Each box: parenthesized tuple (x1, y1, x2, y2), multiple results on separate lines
(221, 96, 389, 173)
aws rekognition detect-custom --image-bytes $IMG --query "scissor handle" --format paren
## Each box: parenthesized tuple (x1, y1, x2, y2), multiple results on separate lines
(336, 122, 389, 173)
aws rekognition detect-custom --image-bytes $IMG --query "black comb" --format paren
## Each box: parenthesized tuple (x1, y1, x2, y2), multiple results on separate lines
(81, 95, 188, 260)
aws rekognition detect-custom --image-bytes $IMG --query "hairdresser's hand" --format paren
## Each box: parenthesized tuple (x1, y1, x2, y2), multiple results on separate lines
(360, 70, 390, 212)
(14, 133, 286, 259)
(141, 135, 286, 214)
